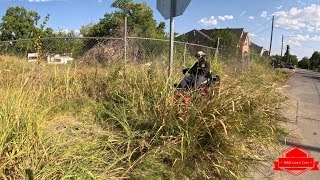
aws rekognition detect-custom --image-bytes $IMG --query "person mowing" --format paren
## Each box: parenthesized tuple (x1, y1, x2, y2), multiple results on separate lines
(177, 51, 211, 89)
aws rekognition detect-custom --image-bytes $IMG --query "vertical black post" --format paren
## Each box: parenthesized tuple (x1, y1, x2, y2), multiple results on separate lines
(280, 35, 283, 67)
(268, 16, 275, 56)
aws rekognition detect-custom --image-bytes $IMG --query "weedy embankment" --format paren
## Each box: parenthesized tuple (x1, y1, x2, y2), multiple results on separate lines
(0, 55, 288, 179)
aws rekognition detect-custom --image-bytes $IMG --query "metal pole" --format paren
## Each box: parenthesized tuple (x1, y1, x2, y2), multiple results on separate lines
(124, 16, 127, 81)
(168, 0, 175, 84)
(214, 37, 220, 62)
(183, 42, 187, 67)
(5, 43, 8, 56)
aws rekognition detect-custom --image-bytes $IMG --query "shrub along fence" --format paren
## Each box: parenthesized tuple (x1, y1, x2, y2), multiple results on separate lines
(0, 36, 216, 63)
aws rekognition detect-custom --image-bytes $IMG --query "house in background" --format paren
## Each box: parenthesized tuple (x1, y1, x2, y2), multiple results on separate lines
(180, 28, 251, 58)
(250, 42, 269, 58)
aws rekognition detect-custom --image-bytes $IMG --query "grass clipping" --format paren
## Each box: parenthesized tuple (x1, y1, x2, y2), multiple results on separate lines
(0, 56, 288, 179)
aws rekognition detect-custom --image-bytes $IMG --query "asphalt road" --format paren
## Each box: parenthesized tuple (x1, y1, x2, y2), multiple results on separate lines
(247, 69, 320, 179)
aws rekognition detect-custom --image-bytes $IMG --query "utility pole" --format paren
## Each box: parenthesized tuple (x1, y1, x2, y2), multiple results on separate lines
(280, 35, 284, 67)
(268, 16, 275, 56)
(281, 35, 284, 57)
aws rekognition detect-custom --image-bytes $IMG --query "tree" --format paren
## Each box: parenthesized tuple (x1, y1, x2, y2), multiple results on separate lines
(271, 54, 282, 62)
(156, 22, 166, 37)
(298, 57, 311, 69)
(309, 51, 320, 69)
(283, 45, 290, 63)
(282, 45, 298, 65)
(0, 6, 40, 40)
(289, 55, 298, 65)
(86, 0, 165, 38)
(210, 30, 238, 59)
(80, 23, 95, 37)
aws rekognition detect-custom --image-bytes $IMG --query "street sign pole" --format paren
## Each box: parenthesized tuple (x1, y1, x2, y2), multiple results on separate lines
(168, 0, 175, 84)
(157, 0, 190, 84)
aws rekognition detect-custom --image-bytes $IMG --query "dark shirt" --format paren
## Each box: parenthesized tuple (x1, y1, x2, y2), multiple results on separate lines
(184, 59, 210, 76)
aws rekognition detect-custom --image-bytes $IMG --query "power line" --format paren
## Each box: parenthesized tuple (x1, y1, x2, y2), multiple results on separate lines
(248, 19, 272, 33)
(254, 27, 271, 35)
(300, 43, 318, 50)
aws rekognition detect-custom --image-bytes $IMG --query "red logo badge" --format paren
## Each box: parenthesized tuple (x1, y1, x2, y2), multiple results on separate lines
(274, 144, 319, 176)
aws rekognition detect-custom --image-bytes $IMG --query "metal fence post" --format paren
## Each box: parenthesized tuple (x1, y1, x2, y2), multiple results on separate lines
(214, 37, 220, 62)
(124, 17, 127, 81)
(5, 43, 8, 56)
(183, 42, 187, 67)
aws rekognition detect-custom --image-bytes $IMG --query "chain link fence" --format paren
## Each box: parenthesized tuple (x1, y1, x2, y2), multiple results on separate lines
(0, 36, 216, 75)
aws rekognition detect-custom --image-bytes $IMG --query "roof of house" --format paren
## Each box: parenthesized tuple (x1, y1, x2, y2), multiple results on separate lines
(181, 30, 213, 46)
(179, 28, 248, 47)
(250, 42, 264, 54)
(199, 28, 244, 40)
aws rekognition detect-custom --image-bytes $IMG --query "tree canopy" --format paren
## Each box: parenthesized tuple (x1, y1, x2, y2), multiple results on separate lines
(298, 57, 311, 69)
(86, 0, 165, 38)
(0, 6, 55, 41)
(282, 45, 298, 65)
(0, 7, 40, 40)
(210, 30, 238, 58)
(309, 51, 320, 69)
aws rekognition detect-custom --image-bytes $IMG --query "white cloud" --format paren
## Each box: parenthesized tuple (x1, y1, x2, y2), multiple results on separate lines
(58, 29, 82, 37)
(260, 11, 268, 18)
(74, 29, 81, 35)
(292, 34, 309, 41)
(60, 29, 70, 34)
(28, 0, 67, 2)
(297, 0, 306, 6)
(240, 11, 247, 16)
(218, 15, 234, 21)
(287, 39, 302, 46)
(284, 34, 320, 47)
(199, 16, 218, 26)
(248, 33, 256, 37)
(291, 34, 320, 42)
(274, 4, 320, 30)
(28, 0, 52, 2)
(310, 35, 320, 41)
(276, 6, 283, 10)
(249, 16, 255, 20)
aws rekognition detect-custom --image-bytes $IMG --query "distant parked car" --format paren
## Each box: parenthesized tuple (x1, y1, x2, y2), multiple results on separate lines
(283, 64, 295, 69)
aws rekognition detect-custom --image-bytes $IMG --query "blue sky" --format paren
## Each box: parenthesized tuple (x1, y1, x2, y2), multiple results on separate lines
(1, 0, 320, 59)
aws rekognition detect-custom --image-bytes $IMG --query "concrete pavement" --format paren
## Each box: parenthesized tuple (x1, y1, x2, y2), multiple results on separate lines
(247, 69, 320, 180)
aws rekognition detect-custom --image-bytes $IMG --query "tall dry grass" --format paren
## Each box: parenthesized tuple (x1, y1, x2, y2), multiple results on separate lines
(0, 55, 288, 179)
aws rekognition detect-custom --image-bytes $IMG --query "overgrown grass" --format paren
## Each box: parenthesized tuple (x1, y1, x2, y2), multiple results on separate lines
(0, 55, 288, 179)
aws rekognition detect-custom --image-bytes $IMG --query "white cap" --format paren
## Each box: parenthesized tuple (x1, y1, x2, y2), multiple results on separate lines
(196, 51, 206, 58)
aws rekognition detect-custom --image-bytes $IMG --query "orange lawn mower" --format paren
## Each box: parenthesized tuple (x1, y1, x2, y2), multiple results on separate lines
(174, 71, 220, 104)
